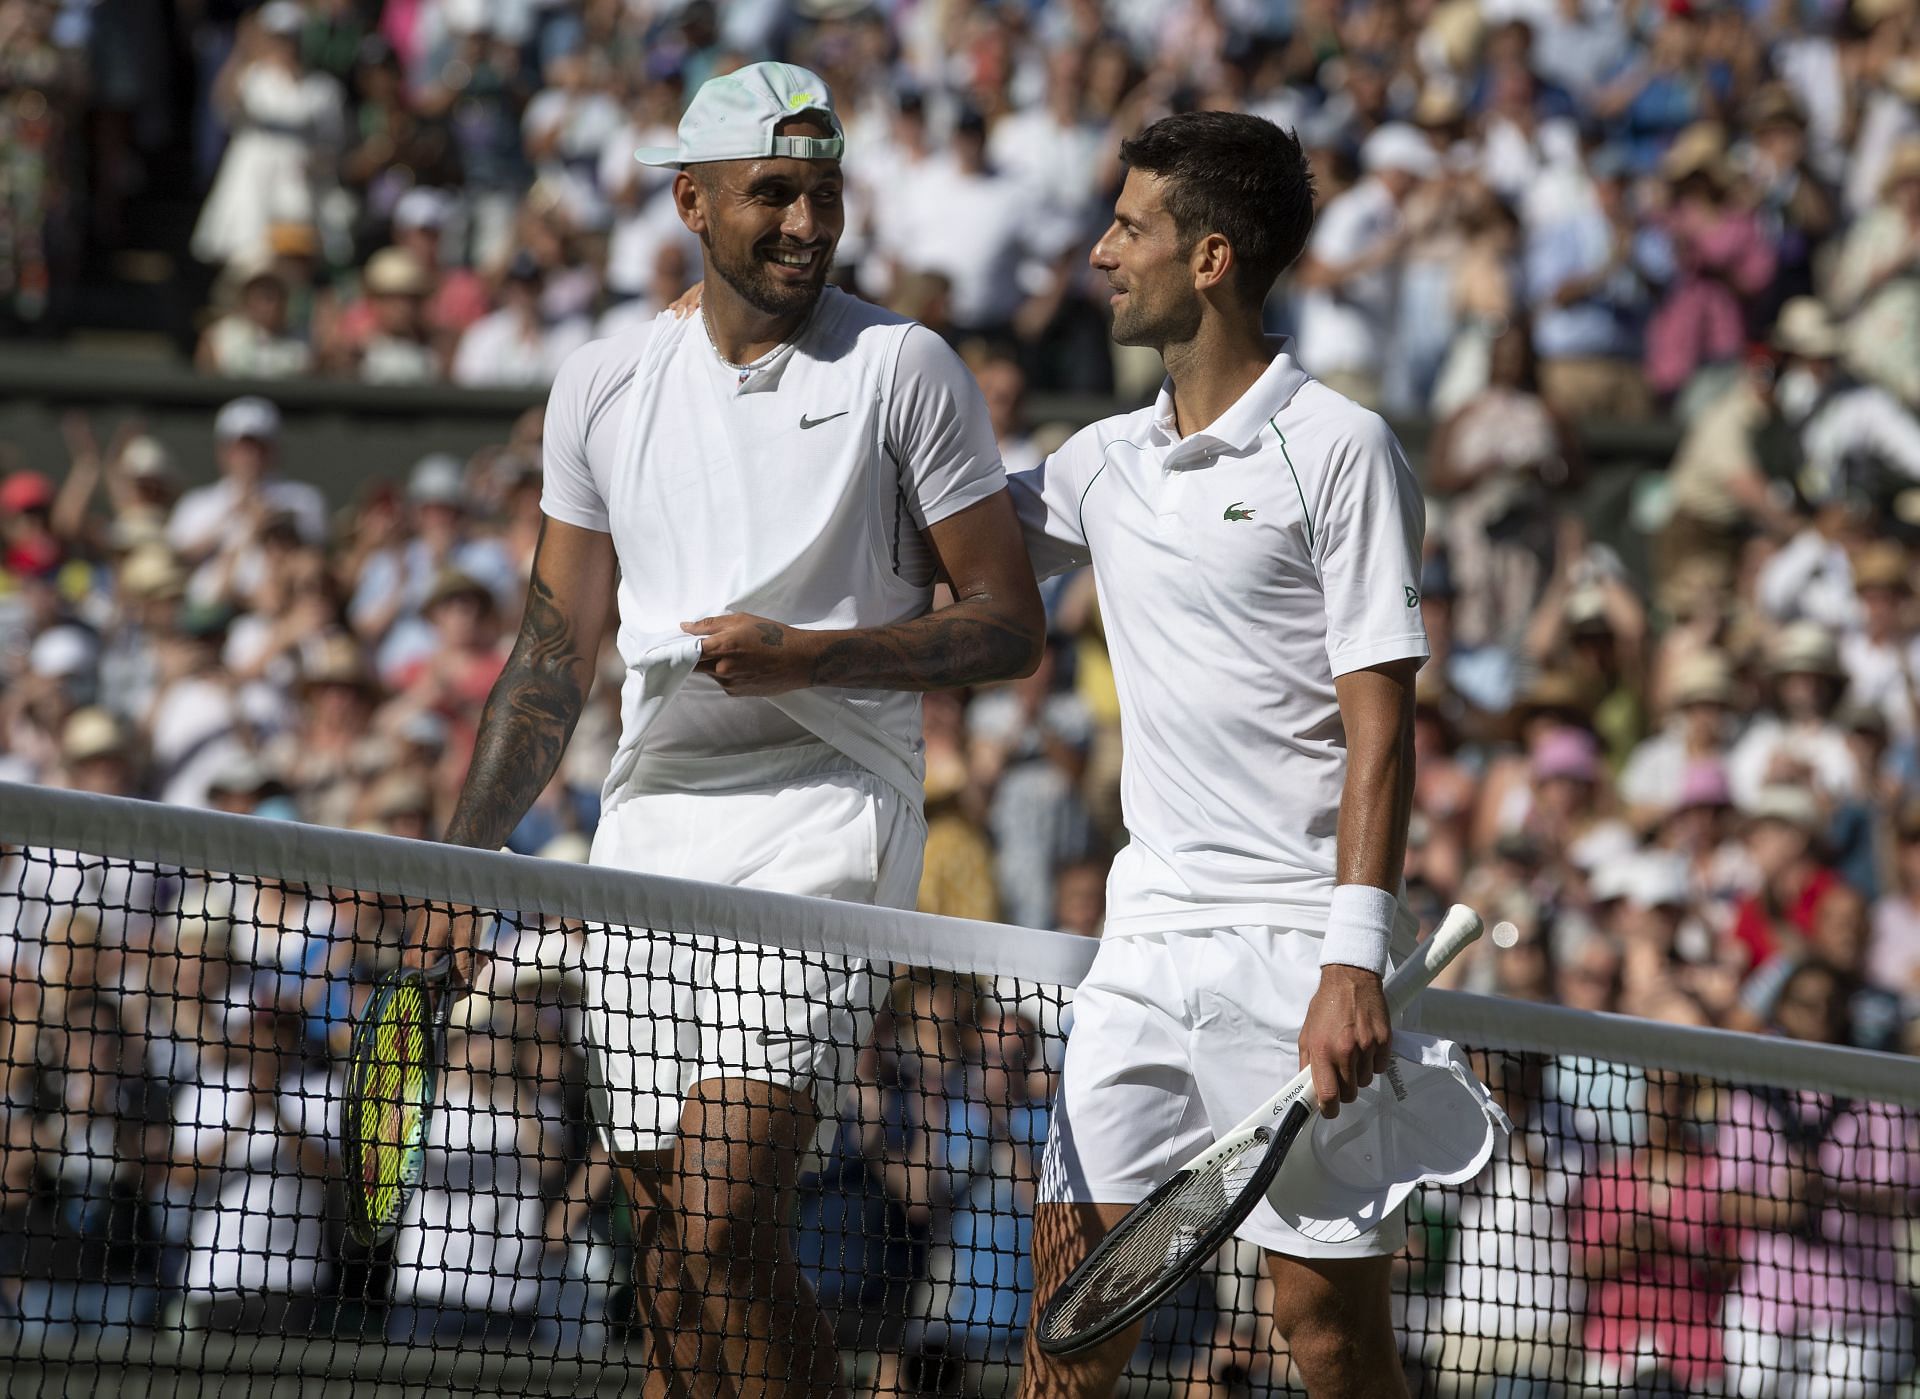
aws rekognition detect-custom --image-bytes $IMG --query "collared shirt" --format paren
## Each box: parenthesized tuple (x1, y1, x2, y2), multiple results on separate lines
(1010, 342, 1428, 938)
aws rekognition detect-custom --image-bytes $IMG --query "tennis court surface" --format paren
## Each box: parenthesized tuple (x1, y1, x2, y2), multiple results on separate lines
(3, 781, 1917, 1397)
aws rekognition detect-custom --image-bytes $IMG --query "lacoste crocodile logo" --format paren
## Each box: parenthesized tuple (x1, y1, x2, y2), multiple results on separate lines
(1223, 502, 1255, 521)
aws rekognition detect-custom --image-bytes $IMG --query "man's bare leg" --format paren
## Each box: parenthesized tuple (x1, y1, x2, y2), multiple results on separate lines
(617, 1156, 730, 1399)
(1017, 1202, 1142, 1399)
(1263, 1254, 1407, 1399)
(668, 1077, 844, 1399)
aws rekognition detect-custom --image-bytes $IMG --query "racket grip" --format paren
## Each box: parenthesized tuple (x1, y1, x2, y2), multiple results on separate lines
(1384, 903, 1483, 1015)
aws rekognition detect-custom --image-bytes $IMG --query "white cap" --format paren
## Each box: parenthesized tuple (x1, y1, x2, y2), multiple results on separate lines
(120, 434, 175, 480)
(1626, 852, 1692, 910)
(1267, 1032, 1510, 1244)
(214, 396, 281, 443)
(257, 0, 305, 36)
(393, 186, 454, 232)
(1361, 123, 1441, 178)
(408, 453, 466, 505)
(635, 62, 844, 168)
(30, 625, 99, 680)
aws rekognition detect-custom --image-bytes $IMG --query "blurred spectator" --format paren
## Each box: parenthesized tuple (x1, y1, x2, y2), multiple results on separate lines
(167, 398, 326, 569)
(1718, 960, 1919, 1398)
(190, 3, 347, 271)
(1292, 123, 1438, 407)
(195, 258, 315, 379)
(346, 247, 443, 384)
(451, 253, 591, 387)
(1830, 138, 1920, 407)
(1727, 625, 1859, 813)
(1641, 124, 1778, 401)
(1869, 804, 1920, 1005)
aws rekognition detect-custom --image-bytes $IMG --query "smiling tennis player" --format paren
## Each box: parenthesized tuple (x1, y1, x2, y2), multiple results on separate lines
(1009, 112, 1429, 1399)
(421, 62, 1043, 1399)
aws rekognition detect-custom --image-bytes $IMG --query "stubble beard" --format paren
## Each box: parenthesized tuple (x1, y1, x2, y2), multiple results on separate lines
(702, 228, 829, 320)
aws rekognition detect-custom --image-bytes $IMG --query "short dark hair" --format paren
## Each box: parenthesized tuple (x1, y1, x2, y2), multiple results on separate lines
(1117, 111, 1316, 301)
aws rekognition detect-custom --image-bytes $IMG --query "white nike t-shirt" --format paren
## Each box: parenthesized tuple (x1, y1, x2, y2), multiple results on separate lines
(541, 289, 1006, 805)
(1010, 342, 1429, 935)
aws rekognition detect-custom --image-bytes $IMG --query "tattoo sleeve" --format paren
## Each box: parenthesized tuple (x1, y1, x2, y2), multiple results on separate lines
(443, 532, 591, 850)
(805, 594, 1040, 691)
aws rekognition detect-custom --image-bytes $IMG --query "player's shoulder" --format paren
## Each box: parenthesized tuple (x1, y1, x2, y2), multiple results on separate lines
(811, 288, 943, 363)
(1058, 402, 1160, 466)
(550, 313, 687, 424)
(1274, 377, 1408, 476)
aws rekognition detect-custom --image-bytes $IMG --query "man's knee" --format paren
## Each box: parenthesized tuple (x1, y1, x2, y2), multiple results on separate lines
(1266, 1255, 1398, 1393)
(1283, 1313, 1387, 1388)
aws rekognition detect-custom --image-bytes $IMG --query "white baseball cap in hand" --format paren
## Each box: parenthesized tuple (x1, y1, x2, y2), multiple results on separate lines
(1267, 1031, 1510, 1244)
(636, 62, 844, 168)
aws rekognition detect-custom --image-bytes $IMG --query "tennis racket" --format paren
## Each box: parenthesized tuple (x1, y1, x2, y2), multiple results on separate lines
(342, 958, 455, 1247)
(1034, 903, 1484, 1356)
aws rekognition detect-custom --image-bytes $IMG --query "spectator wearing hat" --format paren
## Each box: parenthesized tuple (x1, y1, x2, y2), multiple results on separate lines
(166, 398, 326, 569)
(57, 707, 138, 798)
(1868, 801, 1920, 1005)
(450, 252, 592, 388)
(1754, 479, 1872, 632)
(189, 2, 347, 271)
(1, 625, 100, 782)
(1, 471, 62, 586)
(1838, 541, 1920, 737)
(1738, 87, 1837, 322)
(1727, 623, 1862, 814)
(1830, 136, 1920, 407)
(100, 544, 188, 726)
(1292, 122, 1441, 407)
(1620, 651, 1740, 816)
(351, 453, 515, 683)
(194, 255, 313, 380)
(1767, 297, 1920, 510)
(145, 598, 278, 810)
(387, 568, 508, 762)
(1640, 122, 1779, 401)
(262, 634, 382, 828)
(339, 247, 442, 384)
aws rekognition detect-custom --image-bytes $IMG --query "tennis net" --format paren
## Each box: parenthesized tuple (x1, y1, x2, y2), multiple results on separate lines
(2, 781, 1916, 1398)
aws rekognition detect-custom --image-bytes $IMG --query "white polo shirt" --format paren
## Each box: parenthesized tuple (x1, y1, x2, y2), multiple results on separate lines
(541, 289, 1006, 809)
(1009, 341, 1428, 939)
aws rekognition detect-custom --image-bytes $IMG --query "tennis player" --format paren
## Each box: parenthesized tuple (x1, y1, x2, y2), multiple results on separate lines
(422, 63, 1044, 1399)
(1010, 112, 1428, 1399)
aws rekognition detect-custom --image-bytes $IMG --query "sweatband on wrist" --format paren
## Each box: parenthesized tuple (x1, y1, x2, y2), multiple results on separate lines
(1322, 883, 1398, 976)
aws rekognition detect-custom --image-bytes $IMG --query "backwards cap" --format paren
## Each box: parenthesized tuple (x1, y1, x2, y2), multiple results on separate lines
(636, 62, 843, 168)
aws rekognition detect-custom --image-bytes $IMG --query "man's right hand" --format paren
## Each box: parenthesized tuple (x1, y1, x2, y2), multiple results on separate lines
(407, 904, 492, 989)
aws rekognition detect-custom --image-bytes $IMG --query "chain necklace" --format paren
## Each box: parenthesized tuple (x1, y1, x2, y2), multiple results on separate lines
(701, 308, 787, 383)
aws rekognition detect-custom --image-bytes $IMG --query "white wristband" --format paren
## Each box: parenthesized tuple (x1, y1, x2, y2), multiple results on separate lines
(1322, 883, 1397, 976)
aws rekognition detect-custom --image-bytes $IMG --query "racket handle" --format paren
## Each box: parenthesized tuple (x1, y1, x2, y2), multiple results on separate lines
(1384, 903, 1483, 1015)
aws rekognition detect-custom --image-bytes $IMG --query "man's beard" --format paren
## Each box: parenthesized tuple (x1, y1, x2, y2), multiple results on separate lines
(703, 229, 829, 319)
(1110, 285, 1201, 350)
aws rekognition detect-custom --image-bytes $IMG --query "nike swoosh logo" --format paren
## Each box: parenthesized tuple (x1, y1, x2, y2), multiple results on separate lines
(799, 412, 849, 430)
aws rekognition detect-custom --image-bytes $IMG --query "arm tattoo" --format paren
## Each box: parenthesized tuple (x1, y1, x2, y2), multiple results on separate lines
(443, 538, 589, 850)
(806, 597, 1037, 691)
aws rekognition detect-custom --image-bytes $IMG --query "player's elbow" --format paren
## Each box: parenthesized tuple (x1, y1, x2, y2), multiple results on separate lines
(999, 590, 1048, 680)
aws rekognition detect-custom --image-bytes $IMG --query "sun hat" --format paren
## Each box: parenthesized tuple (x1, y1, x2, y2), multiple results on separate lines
(635, 62, 844, 168)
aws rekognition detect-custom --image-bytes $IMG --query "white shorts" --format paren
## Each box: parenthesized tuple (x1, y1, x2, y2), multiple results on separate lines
(1039, 925, 1414, 1260)
(582, 755, 925, 1158)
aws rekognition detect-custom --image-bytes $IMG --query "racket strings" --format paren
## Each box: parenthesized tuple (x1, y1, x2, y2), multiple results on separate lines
(1041, 1133, 1269, 1342)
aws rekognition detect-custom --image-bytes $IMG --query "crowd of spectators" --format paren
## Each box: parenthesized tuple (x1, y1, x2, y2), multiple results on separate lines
(3, 0, 1917, 411)
(3, 0, 1920, 1389)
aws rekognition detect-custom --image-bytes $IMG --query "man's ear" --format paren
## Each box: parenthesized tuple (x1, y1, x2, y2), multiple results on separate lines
(673, 169, 708, 235)
(1190, 232, 1235, 294)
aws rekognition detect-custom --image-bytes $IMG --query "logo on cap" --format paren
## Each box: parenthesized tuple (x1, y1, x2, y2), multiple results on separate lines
(788, 91, 817, 110)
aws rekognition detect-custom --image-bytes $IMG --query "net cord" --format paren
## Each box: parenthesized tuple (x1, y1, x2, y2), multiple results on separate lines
(5, 780, 1915, 1108)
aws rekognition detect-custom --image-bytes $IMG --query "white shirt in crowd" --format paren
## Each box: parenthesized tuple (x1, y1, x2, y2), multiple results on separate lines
(452, 307, 594, 388)
(167, 475, 329, 562)
(540, 290, 1006, 806)
(1011, 342, 1429, 937)
(1725, 716, 1861, 811)
(179, 1065, 336, 1299)
(1293, 176, 1402, 380)
(884, 160, 1038, 330)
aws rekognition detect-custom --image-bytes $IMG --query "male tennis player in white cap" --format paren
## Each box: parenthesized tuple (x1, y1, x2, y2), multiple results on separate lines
(1010, 111, 1429, 1399)
(423, 61, 1043, 1399)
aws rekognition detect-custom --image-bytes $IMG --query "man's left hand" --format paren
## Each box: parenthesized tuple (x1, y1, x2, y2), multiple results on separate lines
(683, 613, 817, 695)
(1298, 964, 1393, 1119)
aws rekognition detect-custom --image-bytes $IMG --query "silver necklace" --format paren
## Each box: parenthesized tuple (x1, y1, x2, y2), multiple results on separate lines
(701, 308, 786, 382)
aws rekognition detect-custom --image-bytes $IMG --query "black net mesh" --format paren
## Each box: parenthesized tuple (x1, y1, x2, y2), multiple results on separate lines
(2, 827, 1917, 1398)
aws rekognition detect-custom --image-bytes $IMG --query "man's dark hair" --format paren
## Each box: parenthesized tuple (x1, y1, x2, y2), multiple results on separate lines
(1118, 111, 1316, 302)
